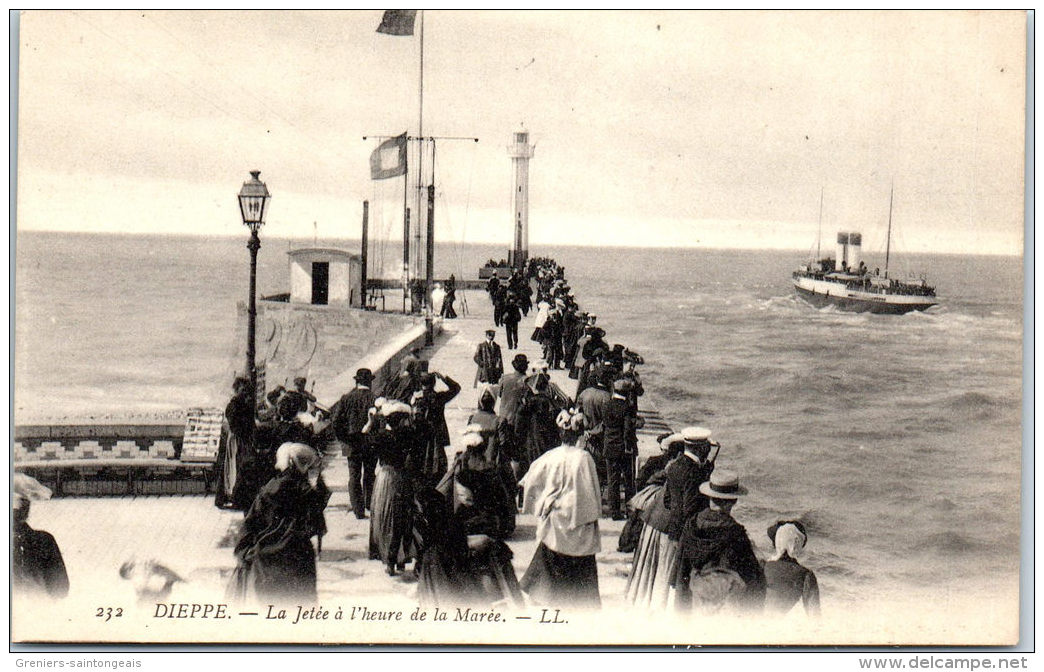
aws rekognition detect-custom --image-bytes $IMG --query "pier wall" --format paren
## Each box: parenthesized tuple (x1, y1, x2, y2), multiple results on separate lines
(14, 306, 443, 497)
(234, 299, 429, 401)
(312, 318, 443, 406)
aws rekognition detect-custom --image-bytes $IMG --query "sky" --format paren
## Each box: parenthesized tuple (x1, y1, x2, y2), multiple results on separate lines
(15, 10, 1027, 255)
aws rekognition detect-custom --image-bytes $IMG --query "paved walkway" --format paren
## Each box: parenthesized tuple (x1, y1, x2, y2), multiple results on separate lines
(17, 293, 657, 642)
(15, 293, 1009, 646)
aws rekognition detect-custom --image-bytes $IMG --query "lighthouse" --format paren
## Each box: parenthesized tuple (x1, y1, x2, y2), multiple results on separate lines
(507, 129, 535, 269)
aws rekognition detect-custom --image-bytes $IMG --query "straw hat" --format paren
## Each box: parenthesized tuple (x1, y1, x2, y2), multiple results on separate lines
(699, 470, 747, 499)
(681, 426, 712, 444)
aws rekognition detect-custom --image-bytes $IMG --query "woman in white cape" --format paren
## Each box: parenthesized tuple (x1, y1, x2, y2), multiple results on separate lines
(518, 409, 601, 608)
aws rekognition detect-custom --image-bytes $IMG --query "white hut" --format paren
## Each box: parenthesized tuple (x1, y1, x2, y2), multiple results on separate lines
(287, 247, 362, 308)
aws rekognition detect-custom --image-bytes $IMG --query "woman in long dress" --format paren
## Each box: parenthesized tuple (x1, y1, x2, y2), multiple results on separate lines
(519, 409, 602, 609)
(414, 471, 524, 610)
(413, 487, 481, 608)
(215, 376, 254, 510)
(763, 520, 821, 617)
(367, 401, 418, 576)
(514, 373, 562, 471)
(624, 433, 687, 609)
(228, 442, 330, 604)
(452, 468, 525, 607)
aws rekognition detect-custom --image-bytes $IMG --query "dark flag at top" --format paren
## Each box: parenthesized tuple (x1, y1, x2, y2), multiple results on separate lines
(376, 10, 417, 36)
(370, 133, 408, 180)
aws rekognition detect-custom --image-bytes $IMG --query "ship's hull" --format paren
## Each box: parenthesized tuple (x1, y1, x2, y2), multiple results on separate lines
(792, 277, 936, 315)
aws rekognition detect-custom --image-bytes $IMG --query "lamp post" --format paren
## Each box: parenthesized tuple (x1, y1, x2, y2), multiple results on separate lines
(237, 170, 272, 408)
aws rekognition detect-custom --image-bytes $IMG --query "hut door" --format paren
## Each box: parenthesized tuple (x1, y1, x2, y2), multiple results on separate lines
(311, 262, 329, 305)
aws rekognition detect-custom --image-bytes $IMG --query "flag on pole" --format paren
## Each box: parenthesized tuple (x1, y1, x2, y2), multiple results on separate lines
(370, 133, 408, 180)
(376, 10, 417, 36)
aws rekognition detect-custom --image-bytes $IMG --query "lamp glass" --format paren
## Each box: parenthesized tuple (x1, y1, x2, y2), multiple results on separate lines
(238, 171, 271, 232)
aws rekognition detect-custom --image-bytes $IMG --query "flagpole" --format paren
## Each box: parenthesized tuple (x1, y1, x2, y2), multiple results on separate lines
(411, 10, 425, 303)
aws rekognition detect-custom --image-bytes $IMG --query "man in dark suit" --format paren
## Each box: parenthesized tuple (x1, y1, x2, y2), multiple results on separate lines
(331, 368, 377, 519)
(576, 370, 612, 476)
(603, 378, 639, 520)
(502, 295, 522, 350)
(474, 329, 504, 385)
(664, 426, 719, 542)
(496, 353, 529, 481)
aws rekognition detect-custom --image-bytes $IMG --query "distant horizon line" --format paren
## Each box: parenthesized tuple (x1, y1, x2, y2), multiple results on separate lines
(13, 227, 1024, 258)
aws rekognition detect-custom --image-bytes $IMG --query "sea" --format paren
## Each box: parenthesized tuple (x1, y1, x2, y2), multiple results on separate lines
(14, 230, 1025, 609)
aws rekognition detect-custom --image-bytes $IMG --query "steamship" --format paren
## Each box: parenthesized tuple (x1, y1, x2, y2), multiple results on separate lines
(792, 231, 937, 315)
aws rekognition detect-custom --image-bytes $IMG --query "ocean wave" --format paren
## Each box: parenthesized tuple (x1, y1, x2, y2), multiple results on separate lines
(753, 294, 810, 313)
(833, 428, 903, 442)
(912, 531, 988, 555)
(776, 369, 876, 398)
(944, 391, 1001, 416)
(897, 391, 1000, 422)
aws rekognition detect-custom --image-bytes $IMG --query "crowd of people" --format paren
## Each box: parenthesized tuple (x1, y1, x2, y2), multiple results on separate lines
(12, 258, 818, 619)
(210, 257, 821, 616)
(206, 257, 821, 615)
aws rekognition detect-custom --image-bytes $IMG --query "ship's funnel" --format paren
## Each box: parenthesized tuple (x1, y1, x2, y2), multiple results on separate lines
(848, 232, 862, 273)
(836, 232, 849, 270)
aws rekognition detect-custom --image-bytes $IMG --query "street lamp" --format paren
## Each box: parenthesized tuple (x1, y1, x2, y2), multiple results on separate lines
(238, 170, 271, 407)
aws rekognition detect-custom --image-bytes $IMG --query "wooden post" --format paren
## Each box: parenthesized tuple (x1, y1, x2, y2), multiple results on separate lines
(425, 184, 435, 345)
(403, 208, 410, 313)
(361, 200, 369, 309)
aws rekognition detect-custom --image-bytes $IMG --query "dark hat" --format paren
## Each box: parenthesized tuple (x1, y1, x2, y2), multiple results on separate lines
(767, 520, 808, 545)
(294, 376, 307, 386)
(485, 329, 496, 337)
(354, 368, 374, 383)
(591, 327, 606, 338)
(512, 353, 529, 369)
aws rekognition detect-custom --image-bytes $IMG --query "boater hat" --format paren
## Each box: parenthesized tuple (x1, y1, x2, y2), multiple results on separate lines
(681, 426, 713, 444)
(699, 470, 747, 499)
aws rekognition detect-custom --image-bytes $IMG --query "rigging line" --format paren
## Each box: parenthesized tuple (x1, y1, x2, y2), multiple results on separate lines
(140, 14, 303, 133)
(433, 155, 467, 278)
(459, 136, 478, 272)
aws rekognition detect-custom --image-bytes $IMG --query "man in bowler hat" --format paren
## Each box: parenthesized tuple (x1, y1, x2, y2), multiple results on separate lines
(331, 368, 378, 519)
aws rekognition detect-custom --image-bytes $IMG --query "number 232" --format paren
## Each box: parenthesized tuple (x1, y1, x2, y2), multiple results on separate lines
(95, 607, 123, 622)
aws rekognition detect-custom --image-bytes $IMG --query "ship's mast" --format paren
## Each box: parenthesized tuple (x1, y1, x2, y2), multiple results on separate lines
(884, 182, 894, 279)
(816, 186, 823, 260)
